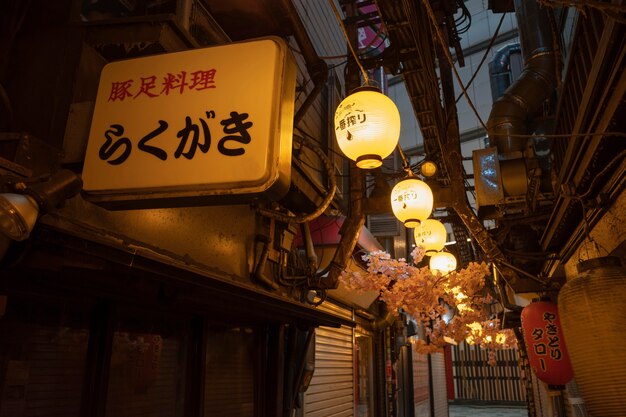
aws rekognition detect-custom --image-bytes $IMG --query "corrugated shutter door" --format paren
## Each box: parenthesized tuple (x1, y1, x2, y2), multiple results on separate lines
(303, 302, 354, 417)
(412, 352, 430, 415)
(431, 352, 448, 417)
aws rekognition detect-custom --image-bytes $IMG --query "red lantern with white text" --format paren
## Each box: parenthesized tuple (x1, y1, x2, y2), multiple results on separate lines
(521, 301, 573, 386)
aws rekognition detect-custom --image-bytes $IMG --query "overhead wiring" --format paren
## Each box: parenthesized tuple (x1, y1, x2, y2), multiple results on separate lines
(327, 0, 371, 85)
(421, 0, 488, 131)
(455, 12, 507, 104)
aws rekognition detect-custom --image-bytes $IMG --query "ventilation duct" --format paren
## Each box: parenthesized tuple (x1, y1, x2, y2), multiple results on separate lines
(474, 0, 557, 217)
(487, 0, 557, 155)
(558, 257, 626, 416)
(488, 43, 521, 102)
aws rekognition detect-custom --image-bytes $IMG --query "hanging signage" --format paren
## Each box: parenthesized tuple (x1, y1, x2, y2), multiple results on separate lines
(82, 37, 296, 208)
(521, 301, 573, 386)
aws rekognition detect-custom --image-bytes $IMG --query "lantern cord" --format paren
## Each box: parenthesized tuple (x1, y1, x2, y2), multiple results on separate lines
(257, 135, 337, 224)
(396, 144, 413, 175)
(328, 0, 371, 86)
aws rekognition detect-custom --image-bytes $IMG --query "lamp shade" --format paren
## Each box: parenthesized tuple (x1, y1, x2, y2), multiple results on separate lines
(429, 252, 457, 275)
(334, 87, 400, 169)
(0, 193, 39, 241)
(414, 218, 447, 255)
(390, 178, 433, 228)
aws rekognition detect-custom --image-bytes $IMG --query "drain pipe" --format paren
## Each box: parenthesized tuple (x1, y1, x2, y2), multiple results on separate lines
(279, 0, 329, 126)
(487, 0, 557, 154)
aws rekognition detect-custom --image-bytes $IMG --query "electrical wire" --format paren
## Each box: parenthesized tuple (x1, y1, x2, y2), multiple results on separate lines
(327, 0, 371, 85)
(294, 126, 349, 162)
(455, 13, 506, 104)
(454, 0, 472, 35)
(569, 148, 626, 201)
(257, 135, 336, 224)
(421, 0, 488, 131)
(503, 131, 626, 139)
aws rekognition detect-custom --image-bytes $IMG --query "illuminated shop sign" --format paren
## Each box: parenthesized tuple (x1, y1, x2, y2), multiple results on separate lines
(83, 37, 296, 208)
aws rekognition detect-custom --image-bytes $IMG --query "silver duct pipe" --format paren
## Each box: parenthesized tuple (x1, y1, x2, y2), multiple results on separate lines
(487, 0, 557, 154)
(488, 43, 521, 102)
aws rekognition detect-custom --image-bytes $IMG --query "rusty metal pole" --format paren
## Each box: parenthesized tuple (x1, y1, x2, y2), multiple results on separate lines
(324, 0, 366, 289)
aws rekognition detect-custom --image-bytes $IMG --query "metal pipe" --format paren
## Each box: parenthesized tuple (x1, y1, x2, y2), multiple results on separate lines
(487, 0, 557, 154)
(488, 43, 521, 101)
(300, 221, 318, 274)
(373, 308, 396, 331)
(323, 0, 365, 289)
(254, 218, 280, 290)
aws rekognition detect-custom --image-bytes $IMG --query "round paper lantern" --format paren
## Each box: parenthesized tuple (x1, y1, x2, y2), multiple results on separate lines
(334, 87, 400, 169)
(420, 160, 438, 177)
(429, 252, 457, 275)
(558, 257, 626, 415)
(414, 218, 447, 255)
(520, 301, 573, 386)
(390, 178, 433, 228)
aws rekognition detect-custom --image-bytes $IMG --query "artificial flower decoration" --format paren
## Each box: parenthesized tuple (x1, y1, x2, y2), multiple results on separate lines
(340, 248, 517, 359)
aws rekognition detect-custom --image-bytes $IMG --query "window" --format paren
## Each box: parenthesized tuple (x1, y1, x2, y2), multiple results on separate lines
(0, 296, 90, 417)
(105, 310, 188, 417)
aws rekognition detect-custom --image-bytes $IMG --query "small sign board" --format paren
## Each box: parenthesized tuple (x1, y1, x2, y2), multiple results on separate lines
(82, 37, 296, 208)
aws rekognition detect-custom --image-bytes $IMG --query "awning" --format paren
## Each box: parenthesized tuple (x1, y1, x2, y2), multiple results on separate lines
(295, 216, 383, 310)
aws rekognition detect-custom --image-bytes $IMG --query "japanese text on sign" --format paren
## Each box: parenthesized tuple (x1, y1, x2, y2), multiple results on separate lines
(83, 37, 296, 204)
(98, 110, 253, 165)
(108, 69, 217, 102)
(392, 191, 420, 204)
(531, 311, 563, 371)
(335, 103, 368, 137)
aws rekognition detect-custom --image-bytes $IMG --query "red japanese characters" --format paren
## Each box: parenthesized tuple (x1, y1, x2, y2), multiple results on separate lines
(521, 301, 574, 386)
(108, 69, 217, 102)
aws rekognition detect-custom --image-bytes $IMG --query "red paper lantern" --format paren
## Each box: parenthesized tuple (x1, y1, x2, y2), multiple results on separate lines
(521, 301, 573, 386)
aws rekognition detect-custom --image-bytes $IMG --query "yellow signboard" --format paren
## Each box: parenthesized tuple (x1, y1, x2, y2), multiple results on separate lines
(83, 37, 296, 208)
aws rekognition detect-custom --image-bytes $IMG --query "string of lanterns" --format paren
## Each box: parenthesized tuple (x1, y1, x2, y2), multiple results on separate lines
(333, 86, 457, 272)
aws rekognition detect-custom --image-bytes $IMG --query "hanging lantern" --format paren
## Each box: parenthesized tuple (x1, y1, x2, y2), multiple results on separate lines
(334, 87, 400, 169)
(558, 257, 626, 415)
(390, 178, 433, 228)
(414, 218, 447, 255)
(429, 252, 456, 275)
(520, 300, 573, 386)
(420, 160, 438, 177)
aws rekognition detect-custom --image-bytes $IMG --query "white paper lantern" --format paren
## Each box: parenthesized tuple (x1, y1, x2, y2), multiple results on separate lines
(414, 218, 447, 255)
(429, 252, 457, 275)
(390, 178, 433, 228)
(334, 87, 400, 169)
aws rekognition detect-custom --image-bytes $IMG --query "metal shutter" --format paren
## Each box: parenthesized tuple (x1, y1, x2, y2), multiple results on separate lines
(412, 351, 430, 416)
(303, 302, 354, 417)
(430, 352, 448, 417)
(451, 343, 525, 402)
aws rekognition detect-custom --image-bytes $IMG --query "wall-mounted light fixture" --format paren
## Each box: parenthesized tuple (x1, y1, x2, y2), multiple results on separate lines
(334, 86, 400, 169)
(390, 176, 433, 228)
(0, 170, 82, 241)
(414, 218, 447, 255)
